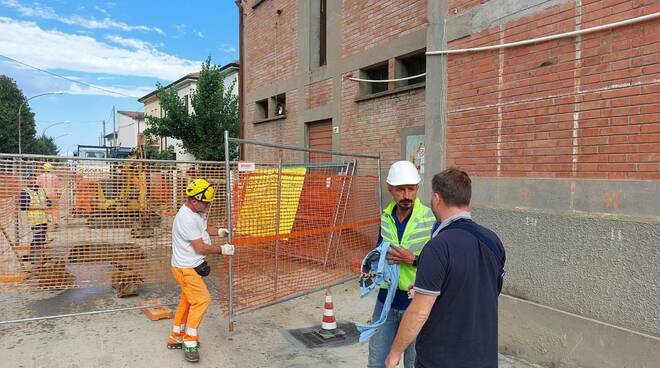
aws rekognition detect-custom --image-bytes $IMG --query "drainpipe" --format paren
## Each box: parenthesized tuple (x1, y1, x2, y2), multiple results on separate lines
(235, 0, 245, 160)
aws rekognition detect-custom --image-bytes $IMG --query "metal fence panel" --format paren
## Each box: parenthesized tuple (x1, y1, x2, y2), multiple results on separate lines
(222, 134, 381, 325)
(0, 154, 227, 293)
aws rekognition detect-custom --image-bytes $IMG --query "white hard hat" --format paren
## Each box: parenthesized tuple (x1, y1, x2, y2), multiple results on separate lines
(386, 161, 421, 186)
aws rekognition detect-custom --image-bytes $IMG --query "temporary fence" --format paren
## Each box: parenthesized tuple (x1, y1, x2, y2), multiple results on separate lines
(222, 132, 382, 329)
(0, 153, 227, 294)
(0, 137, 382, 329)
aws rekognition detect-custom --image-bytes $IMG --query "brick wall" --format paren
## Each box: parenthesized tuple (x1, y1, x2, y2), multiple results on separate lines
(244, 89, 300, 161)
(307, 78, 333, 109)
(340, 73, 426, 166)
(341, 0, 427, 57)
(245, 0, 298, 93)
(445, 0, 660, 179)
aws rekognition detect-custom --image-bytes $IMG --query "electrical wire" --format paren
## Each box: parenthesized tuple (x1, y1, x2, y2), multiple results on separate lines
(428, 12, 660, 55)
(348, 73, 427, 83)
(0, 54, 141, 98)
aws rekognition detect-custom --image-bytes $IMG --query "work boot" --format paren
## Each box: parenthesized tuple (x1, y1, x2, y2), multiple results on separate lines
(183, 344, 200, 363)
(168, 341, 200, 350)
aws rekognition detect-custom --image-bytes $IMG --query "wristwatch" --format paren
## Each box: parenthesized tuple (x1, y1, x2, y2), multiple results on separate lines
(412, 256, 418, 267)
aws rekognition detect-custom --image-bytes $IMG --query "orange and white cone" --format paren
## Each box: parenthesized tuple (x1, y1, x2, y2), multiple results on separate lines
(321, 288, 337, 331)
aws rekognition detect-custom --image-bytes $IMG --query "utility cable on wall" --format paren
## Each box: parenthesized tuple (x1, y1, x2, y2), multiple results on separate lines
(350, 13, 659, 83)
(348, 73, 427, 83)
(427, 12, 660, 55)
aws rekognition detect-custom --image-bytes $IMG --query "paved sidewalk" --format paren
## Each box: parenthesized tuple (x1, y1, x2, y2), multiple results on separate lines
(0, 281, 541, 367)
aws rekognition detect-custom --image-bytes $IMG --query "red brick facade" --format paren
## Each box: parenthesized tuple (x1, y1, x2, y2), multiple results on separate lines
(307, 78, 333, 109)
(341, 0, 428, 57)
(245, 0, 298, 93)
(445, 0, 660, 179)
(244, 0, 659, 180)
(340, 75, 426, 163)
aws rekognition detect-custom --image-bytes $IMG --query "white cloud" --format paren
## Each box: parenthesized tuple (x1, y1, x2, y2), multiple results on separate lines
(64, 83, 153, 98)
(94, 5, 109, 16)
(0, 17, 199, 80)
(96, 76, 116, 81)
(221, 43, 237, 54)
(104, 34, 159, 50)
(1, 0, 164, 34)
(196, 31, 204, 38)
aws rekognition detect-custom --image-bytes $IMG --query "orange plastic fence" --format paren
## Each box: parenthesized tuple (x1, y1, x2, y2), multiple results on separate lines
(218, 147, 381, 316)
(0, 155, 226, 292)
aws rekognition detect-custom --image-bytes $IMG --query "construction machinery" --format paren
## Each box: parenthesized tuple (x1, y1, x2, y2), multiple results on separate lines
(83, 162, 161, 232)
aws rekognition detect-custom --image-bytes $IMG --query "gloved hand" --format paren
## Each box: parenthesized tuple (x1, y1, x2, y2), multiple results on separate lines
(220, 243, 235, 256)
(217, 228, 229, 237)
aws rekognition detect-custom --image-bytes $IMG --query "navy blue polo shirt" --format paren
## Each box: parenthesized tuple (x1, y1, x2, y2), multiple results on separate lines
(376, 205, 440, 310)
(413, 219, 505, 368)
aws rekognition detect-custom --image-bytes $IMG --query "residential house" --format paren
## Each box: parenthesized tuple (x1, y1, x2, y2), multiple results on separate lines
(138, 61, 240, 161)
(111, 111, 146, 149)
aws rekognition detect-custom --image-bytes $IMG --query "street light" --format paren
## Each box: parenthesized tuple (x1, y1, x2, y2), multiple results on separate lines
(18, 91, 64, 154)
(41, 121, 71, 136)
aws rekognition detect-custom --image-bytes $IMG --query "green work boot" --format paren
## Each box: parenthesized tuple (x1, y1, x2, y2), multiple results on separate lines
(183, 344, 200, 363)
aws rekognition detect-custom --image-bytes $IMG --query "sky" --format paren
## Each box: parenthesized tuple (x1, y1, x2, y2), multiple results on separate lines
(0, 0, 239, 155)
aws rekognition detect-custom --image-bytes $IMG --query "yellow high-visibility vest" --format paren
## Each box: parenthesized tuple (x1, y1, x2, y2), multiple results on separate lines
(380, 197, 435, 291)
(24, 187, 48, 226)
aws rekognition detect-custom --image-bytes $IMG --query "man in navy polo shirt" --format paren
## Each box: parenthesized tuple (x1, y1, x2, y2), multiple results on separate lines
(385, 168, 505, 368)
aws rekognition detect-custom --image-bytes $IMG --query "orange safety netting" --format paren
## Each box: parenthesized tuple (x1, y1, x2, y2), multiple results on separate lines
(218, 146, 381, 316)
(0, 155, 227, 293)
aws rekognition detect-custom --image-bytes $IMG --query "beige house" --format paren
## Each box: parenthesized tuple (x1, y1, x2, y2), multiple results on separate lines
(138, 61, 239, 161)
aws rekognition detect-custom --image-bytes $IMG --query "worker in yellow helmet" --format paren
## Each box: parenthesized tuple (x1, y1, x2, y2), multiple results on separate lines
(167, 178, 234, 363)
(37, 162, 62, 227)
(20, 172, 51, 264)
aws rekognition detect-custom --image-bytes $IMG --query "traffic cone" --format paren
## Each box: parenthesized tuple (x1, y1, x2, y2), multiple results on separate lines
(315, 288, 345, 339)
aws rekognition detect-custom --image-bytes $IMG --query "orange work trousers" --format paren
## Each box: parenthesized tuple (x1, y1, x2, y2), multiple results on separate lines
(168, 267, 211, 346)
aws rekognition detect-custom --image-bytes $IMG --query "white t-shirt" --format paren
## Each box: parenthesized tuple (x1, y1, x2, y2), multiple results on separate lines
(171, 204, 211, 268)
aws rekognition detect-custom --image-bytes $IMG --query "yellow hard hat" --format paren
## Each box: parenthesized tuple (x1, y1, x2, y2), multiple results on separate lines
(43, 162, 54, 172)
(186, 178, 215, 203)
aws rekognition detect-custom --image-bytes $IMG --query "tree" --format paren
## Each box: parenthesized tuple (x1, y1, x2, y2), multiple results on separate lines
(144, 57, 239, 161)
(141, 135, 176, 160)
(0, 75, 58, 155)
(33, 135, 59, 156)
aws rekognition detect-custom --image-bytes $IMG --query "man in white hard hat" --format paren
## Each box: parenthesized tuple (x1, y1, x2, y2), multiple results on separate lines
(367, 161, 438, 368)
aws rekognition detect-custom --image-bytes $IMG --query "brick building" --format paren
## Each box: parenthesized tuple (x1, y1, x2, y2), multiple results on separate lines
(240, 1, 659, 366)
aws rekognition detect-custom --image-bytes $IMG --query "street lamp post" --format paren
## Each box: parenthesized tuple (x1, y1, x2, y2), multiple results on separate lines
(41, 121, 71, 136)
(18, 92, 64, 154)
(53, 133, 70, 141)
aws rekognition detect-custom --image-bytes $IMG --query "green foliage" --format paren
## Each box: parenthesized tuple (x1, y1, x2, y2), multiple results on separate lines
(142, 135, 176, 160)
(144, 57, 239, 161)
(0, 75, 59, 155)
(33, 135, 59, 156)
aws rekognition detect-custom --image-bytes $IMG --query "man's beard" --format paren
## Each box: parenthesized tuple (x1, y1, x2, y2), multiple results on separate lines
(398, 199, 413, 208)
